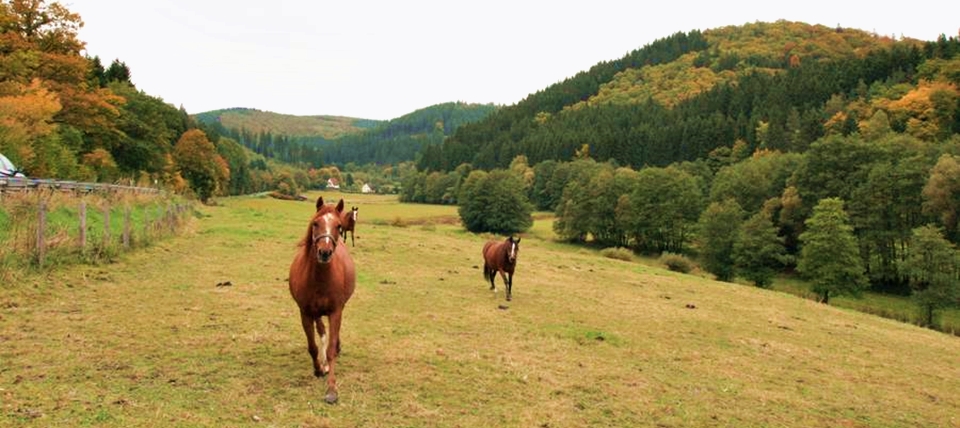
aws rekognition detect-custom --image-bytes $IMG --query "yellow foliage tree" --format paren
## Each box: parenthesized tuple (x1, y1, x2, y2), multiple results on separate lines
(0, 78, 61, 169)
(887, 81, 959, 141)
(0, 0, 123, 155)
(81, 147, 118, 182)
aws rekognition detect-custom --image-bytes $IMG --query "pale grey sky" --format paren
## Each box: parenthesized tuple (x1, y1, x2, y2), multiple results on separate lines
(67, 1, 959, 120)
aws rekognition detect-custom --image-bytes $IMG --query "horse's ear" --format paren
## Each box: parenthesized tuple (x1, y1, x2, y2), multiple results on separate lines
(315, 196, 325, 212)
(516, 237, 521, 244)
(336, 199, 345, 213)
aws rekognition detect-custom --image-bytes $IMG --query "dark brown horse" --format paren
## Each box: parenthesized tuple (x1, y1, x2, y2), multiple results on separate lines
(289, 196, 356, 404)
(482, 236, 520, 301)
(340, 206, 358, 246)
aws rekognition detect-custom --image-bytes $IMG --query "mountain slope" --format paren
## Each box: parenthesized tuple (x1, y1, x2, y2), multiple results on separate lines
(318, 101, 498, 165)
(419, 21, 957, 172)
(193, 107, 381, 139)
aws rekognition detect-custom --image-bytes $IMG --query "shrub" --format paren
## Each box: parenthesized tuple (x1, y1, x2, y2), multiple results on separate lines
(600, 247, 634, 262)
(660, 252, 693, 273)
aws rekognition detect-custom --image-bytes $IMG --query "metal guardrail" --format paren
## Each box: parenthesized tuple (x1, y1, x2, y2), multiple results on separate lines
(0, 177, 162, 195)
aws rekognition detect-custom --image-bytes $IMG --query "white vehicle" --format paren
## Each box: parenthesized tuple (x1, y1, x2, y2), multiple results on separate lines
(0, 153, 25, 178)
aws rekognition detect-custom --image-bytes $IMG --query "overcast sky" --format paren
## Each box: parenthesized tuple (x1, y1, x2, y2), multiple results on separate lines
(66, 1, 959, 121)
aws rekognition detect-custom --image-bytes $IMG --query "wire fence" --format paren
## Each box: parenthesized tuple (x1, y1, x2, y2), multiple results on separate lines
(1, 180, 190, 272)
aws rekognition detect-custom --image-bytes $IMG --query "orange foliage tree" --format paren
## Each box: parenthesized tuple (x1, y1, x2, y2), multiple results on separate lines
(172, 129, 230, 203)
(0, 0, 123, 177)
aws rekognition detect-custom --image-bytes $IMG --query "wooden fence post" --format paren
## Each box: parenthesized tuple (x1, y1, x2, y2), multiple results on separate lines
(103, 204, 111, 249)
(123, 206, 131, 249)
(143, 205, 149, 241)
(79, 200, 87, 251)
(168, 203, 175, 234)
(36, 200, 46, 266)
(157, 205, 163, 236)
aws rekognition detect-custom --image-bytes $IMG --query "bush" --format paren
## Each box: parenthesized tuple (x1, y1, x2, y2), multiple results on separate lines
(660, 252, 693, 273)
(600, 247, 634, 262)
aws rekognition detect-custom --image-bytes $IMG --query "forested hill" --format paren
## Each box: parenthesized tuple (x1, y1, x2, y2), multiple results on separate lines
(315, 102, 498, 165)
(193, 108, 381, 140)
(417, 20, 960, 172)
(194, 103, 496, 167)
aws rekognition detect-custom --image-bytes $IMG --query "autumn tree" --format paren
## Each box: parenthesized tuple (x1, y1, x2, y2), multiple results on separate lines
(0, 0, 123, 178)
(81, 148, 118, 182)
(173, 129, 229, 203)
(1, 0, 122, 142)
(797, 198, 867, 304)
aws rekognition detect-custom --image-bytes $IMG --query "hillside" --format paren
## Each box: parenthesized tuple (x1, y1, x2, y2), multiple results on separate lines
(1, 193, 957, 426)
(193, 107, 382, 140)
(198, 102, 498, 167)
(317, 101, 498, 165)
(419, 20, 959, 171)
(575, 21, 907, 110)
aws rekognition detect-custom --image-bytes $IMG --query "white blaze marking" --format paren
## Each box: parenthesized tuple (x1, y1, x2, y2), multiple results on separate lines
(320, 317, 329, 366)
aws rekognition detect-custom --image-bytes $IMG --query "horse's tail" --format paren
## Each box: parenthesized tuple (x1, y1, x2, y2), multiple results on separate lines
(483, 265, 491, 282)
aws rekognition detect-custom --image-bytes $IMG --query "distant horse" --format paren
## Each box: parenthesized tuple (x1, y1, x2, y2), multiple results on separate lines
(289, 196, 356, 404)
(482, 236, 521, 301)
(340, 206, 358, 246)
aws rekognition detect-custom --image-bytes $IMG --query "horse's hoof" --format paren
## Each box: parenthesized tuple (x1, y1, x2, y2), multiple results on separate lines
(325, 391, 339, 404)
(313, 369, 322, 378)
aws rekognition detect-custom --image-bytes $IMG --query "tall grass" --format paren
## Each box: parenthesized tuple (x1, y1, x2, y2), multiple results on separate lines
(0, 191, 191, 278)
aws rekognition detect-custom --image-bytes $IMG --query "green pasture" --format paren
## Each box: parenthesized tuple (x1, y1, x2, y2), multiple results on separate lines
(1, 191, 958, 427)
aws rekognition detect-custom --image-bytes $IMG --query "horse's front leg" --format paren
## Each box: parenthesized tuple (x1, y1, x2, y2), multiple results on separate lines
(316, 317, 329, 376)
(499, 271, 511, 301)
(323, 310, 344, 404)
(300, 313, 322, 378)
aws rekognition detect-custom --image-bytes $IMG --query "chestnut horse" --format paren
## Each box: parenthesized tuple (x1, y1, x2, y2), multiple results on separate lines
(289, 196, 356, 404)
(482, 236, 521, 301)
(340, 206, 358, 246)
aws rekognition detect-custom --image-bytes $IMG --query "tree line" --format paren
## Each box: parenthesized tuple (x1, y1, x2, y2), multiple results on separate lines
(403, 129, 960, 328)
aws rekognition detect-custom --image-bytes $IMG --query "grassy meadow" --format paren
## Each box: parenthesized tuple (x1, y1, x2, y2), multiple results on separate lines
(1, 192, 958, 427)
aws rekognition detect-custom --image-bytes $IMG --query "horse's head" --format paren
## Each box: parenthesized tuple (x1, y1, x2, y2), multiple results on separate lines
(507, 236, 520, 264)
(310, 196, 345, 264)
(351, 207, 358, 222)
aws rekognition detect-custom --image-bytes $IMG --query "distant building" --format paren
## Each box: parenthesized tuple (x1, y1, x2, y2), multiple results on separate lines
(361, 183, 374, 194)
(327, 178, 340, 189)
